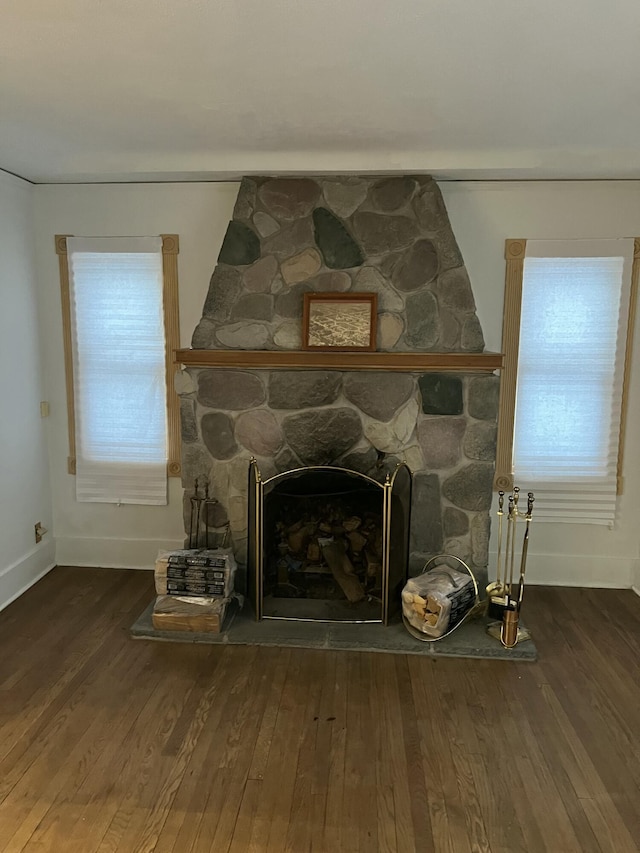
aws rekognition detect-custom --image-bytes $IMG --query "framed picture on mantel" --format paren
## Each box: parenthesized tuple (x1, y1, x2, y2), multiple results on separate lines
(302, 292, 378, 351)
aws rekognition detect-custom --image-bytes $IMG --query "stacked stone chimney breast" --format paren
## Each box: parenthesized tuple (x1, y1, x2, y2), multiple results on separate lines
(178, 176, 499, 589)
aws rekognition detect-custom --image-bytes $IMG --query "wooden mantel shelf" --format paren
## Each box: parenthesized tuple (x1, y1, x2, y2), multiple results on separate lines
(175, 349, 503, 372)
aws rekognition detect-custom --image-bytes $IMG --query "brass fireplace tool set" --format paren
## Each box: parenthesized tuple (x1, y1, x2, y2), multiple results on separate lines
(486, 487, 535, 648)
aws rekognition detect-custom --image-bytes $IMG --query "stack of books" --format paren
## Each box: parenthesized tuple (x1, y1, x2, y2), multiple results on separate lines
(152, 548, 236, 634)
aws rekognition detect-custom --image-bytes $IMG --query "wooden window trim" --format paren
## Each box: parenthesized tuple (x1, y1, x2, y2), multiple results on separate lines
(494, 237, 640, 494)
(619, 238, 640, 492)
(55, 234, 182, 478)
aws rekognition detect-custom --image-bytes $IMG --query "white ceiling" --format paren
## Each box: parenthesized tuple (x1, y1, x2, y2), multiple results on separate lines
(3, 0, 640, 183)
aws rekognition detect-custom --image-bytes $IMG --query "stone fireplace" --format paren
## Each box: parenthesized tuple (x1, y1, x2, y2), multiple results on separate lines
(175, 175, 500, 612)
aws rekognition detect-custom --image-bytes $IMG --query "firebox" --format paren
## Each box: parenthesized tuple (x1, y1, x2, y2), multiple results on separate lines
(247, 459, 412, 624)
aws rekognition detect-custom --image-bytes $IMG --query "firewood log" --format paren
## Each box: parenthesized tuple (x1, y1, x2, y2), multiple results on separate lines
(370, 528, 383, 561)
(306, 541, 321, 562)
(321, 541, 365, 603)
(277, 559, 289, 585)
(287, 522, 316, 555)
(347, 530, 368, 554)
(364, 547, 382, 581)
(343, 516, 362, 532)
(426, 595, 442, 615)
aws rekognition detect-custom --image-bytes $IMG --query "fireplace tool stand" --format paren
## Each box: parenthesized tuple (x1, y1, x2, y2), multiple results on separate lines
(188, 478, 230, 550)
(486, 488, 535, 648)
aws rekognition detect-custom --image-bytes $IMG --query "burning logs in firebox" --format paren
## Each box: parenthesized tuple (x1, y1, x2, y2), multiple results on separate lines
(273, 510, 383, 603)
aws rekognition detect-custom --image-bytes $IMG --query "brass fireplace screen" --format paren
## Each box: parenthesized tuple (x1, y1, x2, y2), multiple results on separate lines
(247, 460, 412, 625)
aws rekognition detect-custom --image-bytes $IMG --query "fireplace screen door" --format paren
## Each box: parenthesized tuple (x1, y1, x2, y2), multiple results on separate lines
(247, 460, 411, 624)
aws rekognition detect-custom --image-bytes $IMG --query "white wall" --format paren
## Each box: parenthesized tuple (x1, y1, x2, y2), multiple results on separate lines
(32, 179, 640, 586)
(33, 183, 239, 569)
(442, 180, 640, 588)
(0, 172, 55, 610)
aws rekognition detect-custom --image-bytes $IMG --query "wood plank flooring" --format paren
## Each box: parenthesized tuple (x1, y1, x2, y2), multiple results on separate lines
(0, 567, 639, 852)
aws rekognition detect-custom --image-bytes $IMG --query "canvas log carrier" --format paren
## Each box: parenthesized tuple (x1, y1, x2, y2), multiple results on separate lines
(402, 557, 479, 639)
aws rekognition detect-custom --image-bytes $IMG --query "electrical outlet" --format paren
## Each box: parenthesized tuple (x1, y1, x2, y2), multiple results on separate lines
(34, 522, 47, 544)
(40, 401, 50, 418)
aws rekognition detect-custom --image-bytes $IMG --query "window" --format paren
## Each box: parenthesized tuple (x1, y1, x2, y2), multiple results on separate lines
(495, 238, 639, 524)
(56, 234, 181, 504)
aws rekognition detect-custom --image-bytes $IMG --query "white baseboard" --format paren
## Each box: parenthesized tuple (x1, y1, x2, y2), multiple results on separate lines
(55, 536, 185, 571)
(0, 542, 56, 612)
(4, 540, 638, 607)
(488, 551, 635, 589)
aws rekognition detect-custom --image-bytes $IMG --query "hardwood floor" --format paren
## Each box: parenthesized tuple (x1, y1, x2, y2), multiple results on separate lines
(0, 567, 639, 853)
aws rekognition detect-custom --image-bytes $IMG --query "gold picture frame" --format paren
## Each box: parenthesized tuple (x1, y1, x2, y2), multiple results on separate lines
(302, 292, 377, 351)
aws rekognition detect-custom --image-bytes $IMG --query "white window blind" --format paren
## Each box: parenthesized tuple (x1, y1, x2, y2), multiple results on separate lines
(514, 239, 634, 524)
(67, 237, 168, 505)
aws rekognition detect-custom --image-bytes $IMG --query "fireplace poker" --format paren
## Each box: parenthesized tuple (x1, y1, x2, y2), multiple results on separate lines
(194, 483, 203, 546)
(506, 487, 520, 606)
(503, 493, 515, 608)
(202, 482, 222, 549)
(517, 492, 535, 610)
(204, 482, 210, 548)
(188, 478, 200, 549)
(502, 490, 519, 647)
(496, 489, 505, 593)
(486, 490, 505, 602)
(189, 479, 227, 549)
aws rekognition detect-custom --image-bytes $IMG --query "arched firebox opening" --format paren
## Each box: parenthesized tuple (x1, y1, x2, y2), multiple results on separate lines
(248, 461, 412, 624)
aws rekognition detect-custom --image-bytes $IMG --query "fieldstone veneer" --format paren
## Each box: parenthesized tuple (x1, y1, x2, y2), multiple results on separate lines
(179, 176, 499, 589)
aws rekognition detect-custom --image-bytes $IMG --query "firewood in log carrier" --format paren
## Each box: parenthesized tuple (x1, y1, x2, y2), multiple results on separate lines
(412, 594, 427, 616)
(426, 595, 442, 616)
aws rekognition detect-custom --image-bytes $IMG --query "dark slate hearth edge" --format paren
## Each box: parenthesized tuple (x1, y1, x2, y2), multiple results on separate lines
(131, 601, 537, 661)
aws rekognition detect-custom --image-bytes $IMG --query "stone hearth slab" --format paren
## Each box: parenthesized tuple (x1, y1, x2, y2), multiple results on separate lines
(130, 601, 537, 661)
